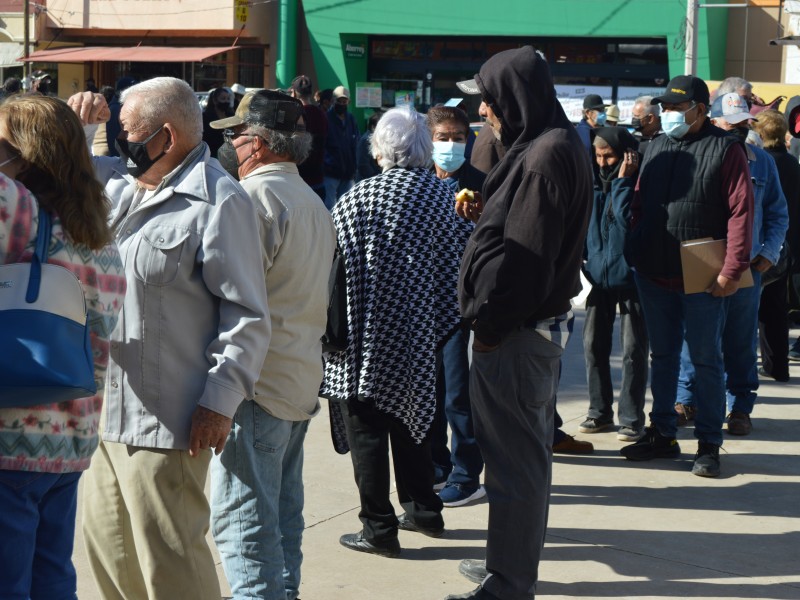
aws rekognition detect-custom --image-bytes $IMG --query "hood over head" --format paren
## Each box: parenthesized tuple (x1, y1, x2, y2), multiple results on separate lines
(593, 126, 639, 157)
(458, 46, 569, 149)
(785, 95, 800, 138)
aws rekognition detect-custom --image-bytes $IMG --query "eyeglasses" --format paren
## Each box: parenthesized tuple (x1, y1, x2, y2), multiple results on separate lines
(660, 101, 696, 113)
(223, 129, 253, 145)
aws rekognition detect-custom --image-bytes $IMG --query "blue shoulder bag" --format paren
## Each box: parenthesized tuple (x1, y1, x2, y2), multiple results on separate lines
(0, 209, 97, 407)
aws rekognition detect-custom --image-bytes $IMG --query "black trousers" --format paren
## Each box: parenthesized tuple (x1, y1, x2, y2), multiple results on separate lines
(759, 271, 790, 380)
(342, 401, 444, 542)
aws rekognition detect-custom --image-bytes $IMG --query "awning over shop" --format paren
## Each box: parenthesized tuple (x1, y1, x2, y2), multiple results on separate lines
(21, 46, 235, 63)
(0, 42, 24, 67)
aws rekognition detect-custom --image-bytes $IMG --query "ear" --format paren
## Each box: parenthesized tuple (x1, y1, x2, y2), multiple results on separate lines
(162, 123, 176, 151)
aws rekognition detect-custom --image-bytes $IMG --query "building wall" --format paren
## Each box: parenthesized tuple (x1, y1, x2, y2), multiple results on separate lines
(302, 0, 728, 92)
(724, 5, 783, 82)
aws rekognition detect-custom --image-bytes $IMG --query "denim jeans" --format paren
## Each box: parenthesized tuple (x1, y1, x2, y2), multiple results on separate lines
(211, 401, 310, 600)
(471, 329, 561, 600)
(676, 269, 761, 415)
(635, 274, 727, 446)
(431, 328, 484, 487)
(323, 177, 354, 210)
(583, 287, 649, 429)
(0, 470, 81, 600)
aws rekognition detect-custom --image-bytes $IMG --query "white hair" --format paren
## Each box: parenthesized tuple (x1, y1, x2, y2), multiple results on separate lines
(718, 77, 752, 96)
(634, 96, 660, 117)
(370, 107, 433, 171)
(121, 77, 203, 145)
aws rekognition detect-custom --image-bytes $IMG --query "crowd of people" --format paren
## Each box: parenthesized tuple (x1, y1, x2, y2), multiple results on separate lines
(0, 45, 797, 600)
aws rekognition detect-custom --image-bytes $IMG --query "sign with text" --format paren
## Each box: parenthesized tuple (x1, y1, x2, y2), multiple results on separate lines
(355, 82, 382, 108)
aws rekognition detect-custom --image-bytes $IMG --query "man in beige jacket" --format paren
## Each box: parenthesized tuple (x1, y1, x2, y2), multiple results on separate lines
(209, 89, 336, 600)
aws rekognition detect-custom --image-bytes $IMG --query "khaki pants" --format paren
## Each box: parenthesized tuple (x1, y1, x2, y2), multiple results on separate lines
(82, 439, 220, 600)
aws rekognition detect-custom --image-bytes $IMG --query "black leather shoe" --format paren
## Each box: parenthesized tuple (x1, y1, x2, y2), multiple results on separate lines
(458, 558, 487, 583)
(444, 585, 501, 600)
(339, 531, 400, 557)
(397, 513, 445, 538)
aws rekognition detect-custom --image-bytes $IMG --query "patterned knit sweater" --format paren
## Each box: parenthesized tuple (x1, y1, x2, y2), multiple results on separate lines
(0, 175, 126, 473)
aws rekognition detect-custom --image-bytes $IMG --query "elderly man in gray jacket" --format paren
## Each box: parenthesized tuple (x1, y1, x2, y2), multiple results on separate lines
(68, 77, 270, 600)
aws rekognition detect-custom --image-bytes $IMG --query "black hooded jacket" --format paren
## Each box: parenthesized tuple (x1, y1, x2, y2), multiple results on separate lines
(458, 46, 594, 345)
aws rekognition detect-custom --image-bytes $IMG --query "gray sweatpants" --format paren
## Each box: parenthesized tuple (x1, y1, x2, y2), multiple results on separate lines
(470, 328, 560, 600)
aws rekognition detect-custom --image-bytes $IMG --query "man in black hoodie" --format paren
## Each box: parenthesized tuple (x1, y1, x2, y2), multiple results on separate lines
(449, 46, 593, 600)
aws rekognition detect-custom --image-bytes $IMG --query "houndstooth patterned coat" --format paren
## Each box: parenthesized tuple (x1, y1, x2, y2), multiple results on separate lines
(320, 167, 469, 445)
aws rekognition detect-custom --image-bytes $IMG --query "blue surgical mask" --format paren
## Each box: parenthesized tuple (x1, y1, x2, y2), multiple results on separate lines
(661, 104, 697, 140)
(594, 111, 607, 126)
(432, 141, 466, 173)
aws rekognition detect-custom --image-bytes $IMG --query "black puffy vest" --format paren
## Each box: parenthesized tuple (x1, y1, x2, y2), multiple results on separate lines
(628, 123, 739, 279)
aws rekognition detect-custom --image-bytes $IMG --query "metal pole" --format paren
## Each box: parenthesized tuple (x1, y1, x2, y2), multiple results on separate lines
(23, 0, 30, 80)
(743, 2, 749, 78)
(685, 0, 699, 75)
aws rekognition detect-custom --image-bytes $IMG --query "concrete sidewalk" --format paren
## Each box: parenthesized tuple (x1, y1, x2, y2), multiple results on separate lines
(73, 314, 800, 600)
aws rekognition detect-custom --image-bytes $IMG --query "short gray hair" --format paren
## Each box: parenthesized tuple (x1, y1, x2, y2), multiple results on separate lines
(121, 77, 203, 145)
(718, 76, 752, 96)
(247, 124, 312, 164)
(370, 107, 432, 170)
(634, 96, 660, 117)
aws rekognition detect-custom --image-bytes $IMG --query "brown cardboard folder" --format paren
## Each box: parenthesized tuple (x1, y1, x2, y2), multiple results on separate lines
(680, 238, 754, 294)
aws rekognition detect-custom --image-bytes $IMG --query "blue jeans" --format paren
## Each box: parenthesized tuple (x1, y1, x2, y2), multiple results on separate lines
(211, 401, 310, 600)
(432, 328, 484, 487)
(323, 177, 354, 210)
(635, 274, 727, 446)
(0, 470, 81, 600)
(677, 269, 761, 415)
(583, 287, 649, 429)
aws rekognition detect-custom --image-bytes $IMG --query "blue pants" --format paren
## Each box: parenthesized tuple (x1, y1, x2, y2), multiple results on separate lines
(432, 328, 484, 487)
(677, 269, 761, 415)
(0, 470, 81, 600)
(323, 177, 354, 210)
(635, 274, 727, 446)
(211, 401, 310, 600)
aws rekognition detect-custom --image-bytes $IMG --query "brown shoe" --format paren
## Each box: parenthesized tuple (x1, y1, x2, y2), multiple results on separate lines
(553, 434, 594, 454)
(727, 411, 752, 436)
(674, 403, 697, 426)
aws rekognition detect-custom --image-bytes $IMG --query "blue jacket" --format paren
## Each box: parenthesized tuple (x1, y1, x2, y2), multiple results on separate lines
(324, 109, 359, 180)
(583, 175, 636, 290)
(746, 144, 789, 264)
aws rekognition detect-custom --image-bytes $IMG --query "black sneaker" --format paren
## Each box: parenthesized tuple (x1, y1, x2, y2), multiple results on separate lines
(692, 442, 721, 477)
(578, 417, 614, 433)
(620, 426, 680, 461)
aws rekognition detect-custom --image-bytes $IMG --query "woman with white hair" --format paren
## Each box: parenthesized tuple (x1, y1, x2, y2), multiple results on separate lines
(321, 107, 465, 557)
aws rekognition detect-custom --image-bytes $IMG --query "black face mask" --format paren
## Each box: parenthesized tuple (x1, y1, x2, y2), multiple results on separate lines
(37, 82, 50, 95)
(630, 117, 642, 131)
(216, 141, 241, 180)
(731, 127, 749, 143)
(115, 125, 167, 178)
(334, 103, 347, 115)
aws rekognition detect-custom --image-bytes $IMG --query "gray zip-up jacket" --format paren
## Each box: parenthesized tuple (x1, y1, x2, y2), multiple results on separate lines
(96, 144, 271, 449)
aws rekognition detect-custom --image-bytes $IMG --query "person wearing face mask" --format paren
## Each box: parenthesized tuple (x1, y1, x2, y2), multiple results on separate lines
(622, 76, 755, 478)
(576, 93, 608, 154)
(202, 87, 234, 157)
(323, 85, 359, 209)
(675, 93, 788, 438)
(579, 127, 649, 444)
(425, 105, 486, 508)
(630, 95, 662, 154)
(66, 77, 269, 599)
(208, 89, 336, 600)
(355, 109, 383, 182)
